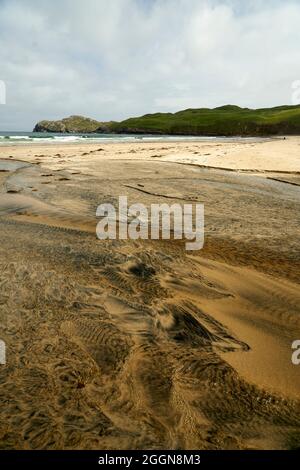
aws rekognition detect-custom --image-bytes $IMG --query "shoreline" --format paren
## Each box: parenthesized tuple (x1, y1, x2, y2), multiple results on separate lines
(0, 134, 275, 148)
(0, 135, 299, 172)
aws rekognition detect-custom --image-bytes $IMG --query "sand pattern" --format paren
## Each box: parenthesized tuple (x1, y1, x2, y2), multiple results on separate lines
(0, 140, 300, 449)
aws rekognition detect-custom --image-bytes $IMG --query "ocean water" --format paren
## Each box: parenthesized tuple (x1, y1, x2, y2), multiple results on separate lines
(0, 131, 265, 145)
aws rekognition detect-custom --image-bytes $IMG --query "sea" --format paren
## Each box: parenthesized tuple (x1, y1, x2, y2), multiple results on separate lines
(0, 131, 265, 145)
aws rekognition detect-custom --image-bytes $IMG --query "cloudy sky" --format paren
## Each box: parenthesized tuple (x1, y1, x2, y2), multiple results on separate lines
(0, 0, 300, 130)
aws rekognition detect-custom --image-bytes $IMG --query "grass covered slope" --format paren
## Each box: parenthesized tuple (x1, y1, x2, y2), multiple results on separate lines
(33, 105, 300, 136)
(112, 105, 300, 136)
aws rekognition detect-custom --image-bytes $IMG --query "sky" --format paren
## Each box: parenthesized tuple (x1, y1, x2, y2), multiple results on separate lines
(0, 0, 300, 130)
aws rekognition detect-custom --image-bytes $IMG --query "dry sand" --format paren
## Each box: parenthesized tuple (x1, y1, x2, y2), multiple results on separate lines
(0, 137, 300, 450)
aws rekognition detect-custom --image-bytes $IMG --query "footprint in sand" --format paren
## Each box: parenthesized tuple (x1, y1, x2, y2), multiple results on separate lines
(6, 188, 21, 194)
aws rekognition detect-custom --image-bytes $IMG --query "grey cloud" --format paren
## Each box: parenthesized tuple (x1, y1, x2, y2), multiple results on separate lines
(0, 0, 300, 130)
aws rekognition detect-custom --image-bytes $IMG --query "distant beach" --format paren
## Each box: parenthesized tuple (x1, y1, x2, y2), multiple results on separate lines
(0, 131, 269, 145)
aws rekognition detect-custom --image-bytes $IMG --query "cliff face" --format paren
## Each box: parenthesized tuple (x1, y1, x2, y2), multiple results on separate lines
(33, 115, 112, 133)
(33, 105, 300, 136)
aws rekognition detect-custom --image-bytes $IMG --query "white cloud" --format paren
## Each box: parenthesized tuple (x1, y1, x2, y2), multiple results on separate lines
(0, 0, 300, 130)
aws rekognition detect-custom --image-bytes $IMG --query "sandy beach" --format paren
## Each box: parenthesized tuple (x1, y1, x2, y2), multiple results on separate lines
(0, 137, 300, 450)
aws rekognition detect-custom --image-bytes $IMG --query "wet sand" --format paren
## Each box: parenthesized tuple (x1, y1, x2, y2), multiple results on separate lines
(0, 138, 300, 450)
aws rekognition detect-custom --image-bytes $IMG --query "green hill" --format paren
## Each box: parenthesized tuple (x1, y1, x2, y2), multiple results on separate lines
(33, 105, 300, 136)
(110, 104, 300, 136)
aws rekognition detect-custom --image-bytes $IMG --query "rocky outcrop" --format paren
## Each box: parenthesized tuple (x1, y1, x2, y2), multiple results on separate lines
(33, 115, 112, 133)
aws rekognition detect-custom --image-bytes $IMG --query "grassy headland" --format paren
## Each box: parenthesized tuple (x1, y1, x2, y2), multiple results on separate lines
(33, 104, 300, 136)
